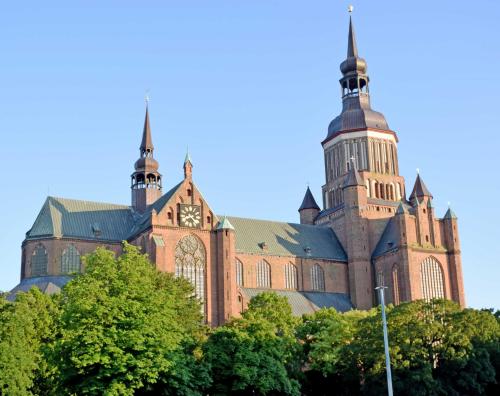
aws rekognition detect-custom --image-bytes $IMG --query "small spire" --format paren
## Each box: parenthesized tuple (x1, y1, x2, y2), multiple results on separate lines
(140, 106, 154, 153)
(409, 173, 433, 201)
(396, 202, 408, 215)
(343, 157, 364, 188)
(184, 147, 192, 165)
(444, 206, 458, 220)
(299, 186, 320, 211)
(347, 13, 358, 58)
(216, 215, 235, 230)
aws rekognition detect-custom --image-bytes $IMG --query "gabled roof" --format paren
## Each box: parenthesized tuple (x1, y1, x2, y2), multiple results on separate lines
(372, 217, 399, 258)
(241, 288, 352, 315)
(27, 197, 136, 242)
(409, 174, 433, 200)
(298, 187, 320, 211)
(128, 181, 183, 238)
(227, 216, 347, 261)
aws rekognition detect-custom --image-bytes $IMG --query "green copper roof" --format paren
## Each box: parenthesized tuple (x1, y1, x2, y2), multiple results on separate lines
(241, 288, 352, 315)
(27, 197, 136, 242)
(444, 207, 458, 220)
(216, 216, 235, 230)
(226, 216, 347, 261)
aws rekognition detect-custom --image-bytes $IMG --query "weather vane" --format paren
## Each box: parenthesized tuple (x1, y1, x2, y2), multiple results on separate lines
(348, 5, 354, 13)
(416, 167, 420, 174)
(145, 89, 150, 105)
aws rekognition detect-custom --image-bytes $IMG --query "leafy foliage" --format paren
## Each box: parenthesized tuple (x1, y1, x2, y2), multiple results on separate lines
(1, 246, 499, 396)
(51, 243, 206, 395)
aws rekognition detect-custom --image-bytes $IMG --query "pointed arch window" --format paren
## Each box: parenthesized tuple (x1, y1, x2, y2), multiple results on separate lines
(61, 245, 81, 274)
(31, 245, 48, 276)
(284, 262, 298, 290)
(311, 264, 325, 291)
(392, 264, 400, 305)
(235, 259, 244, 287)
(420, 256, 445, 301)
(256, 260, 271, 288)
(175, 235, 206, 312)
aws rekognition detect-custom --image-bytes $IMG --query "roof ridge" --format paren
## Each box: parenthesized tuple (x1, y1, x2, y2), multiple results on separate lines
(47, 196, 131, 209)
(224, 215, 325, 228)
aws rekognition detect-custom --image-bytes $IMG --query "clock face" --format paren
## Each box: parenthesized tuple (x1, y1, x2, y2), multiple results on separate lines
(179, 204, 201, 228)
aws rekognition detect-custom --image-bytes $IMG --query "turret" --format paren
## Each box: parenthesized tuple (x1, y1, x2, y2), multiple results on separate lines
(342, 158, 372, 309)
(442, 206, 465, 307)
(215, 216, 237, 324)
(298, 187, 320, 225)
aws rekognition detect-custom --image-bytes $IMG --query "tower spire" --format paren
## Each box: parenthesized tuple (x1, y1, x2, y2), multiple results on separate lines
(140, 105, 154, 156)
(347, 15, 358, 58)
(131, 104, 162, 212)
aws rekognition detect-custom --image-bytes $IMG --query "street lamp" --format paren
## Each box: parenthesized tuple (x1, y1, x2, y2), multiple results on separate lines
(375, 286, 394, 396)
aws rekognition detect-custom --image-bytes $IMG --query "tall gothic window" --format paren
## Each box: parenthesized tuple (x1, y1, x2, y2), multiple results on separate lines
(392, 264, 400, 305)
(311, 264, 325, 291)
(256, 260, 271, 288)
(284, 262, 298, 290)
(61, 245, 81, 274)
(175, 235, 206, 311)
(421, 256, 445, 301)
(31, 245, 48, 276)
(235, 259, 244, 287)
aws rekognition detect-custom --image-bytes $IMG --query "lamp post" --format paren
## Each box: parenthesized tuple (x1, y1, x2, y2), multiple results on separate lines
(375, 286, 394, 396)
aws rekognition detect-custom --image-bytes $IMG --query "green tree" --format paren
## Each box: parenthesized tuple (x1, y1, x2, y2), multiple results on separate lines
(203, 292, 301, 395)
(0, 288, 58, 396)
(297, 308, 370, 395)
(51, 243, 207, 396)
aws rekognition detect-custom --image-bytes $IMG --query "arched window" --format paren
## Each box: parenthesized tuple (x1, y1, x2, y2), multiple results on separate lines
(31, 244, 48, 276)
(311, 264, 325, 291)
(61, 245, 81, 274)
(284, 262, 298, 290)
(256, 260, 271, 288)
(420, 257, 445, 301)
(175, 235, 206, 311)
(392, 264, 400, 305)
(235, 259, 244, 286)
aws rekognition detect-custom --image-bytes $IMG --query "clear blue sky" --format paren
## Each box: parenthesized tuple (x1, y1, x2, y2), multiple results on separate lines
(1, 1, 499, 309)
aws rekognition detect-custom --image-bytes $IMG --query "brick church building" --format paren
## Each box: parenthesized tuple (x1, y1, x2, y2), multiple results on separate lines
(11, 15, 465, 325)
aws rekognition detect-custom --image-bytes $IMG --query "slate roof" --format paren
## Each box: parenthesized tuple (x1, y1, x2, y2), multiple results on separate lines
(372, 218, 399, 258)
(7, 276, 72, 301)
(227, 216, 347, 261)
(298, 187, 320, 211)
(444, 208, 458, 220)
(27, 197, 136, 242)
(409, 174, 433, 200)
(241, 288, 352, 315)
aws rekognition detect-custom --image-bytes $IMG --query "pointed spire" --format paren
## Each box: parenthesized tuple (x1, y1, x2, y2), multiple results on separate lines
(444, 205, 458, 220)
(343, 157, 364, 188)
(409, 173, 433, 201)
(299, 186, 320, 211)
(184, 148, 192, 165)
(140, 106, 154, 153)
(347, 15, 358, 58)
(183, 148, 193, 179)
(216, 215, 235, 230)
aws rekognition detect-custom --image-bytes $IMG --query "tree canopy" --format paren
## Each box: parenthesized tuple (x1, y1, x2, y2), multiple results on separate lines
(0, 245, 498, 395)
